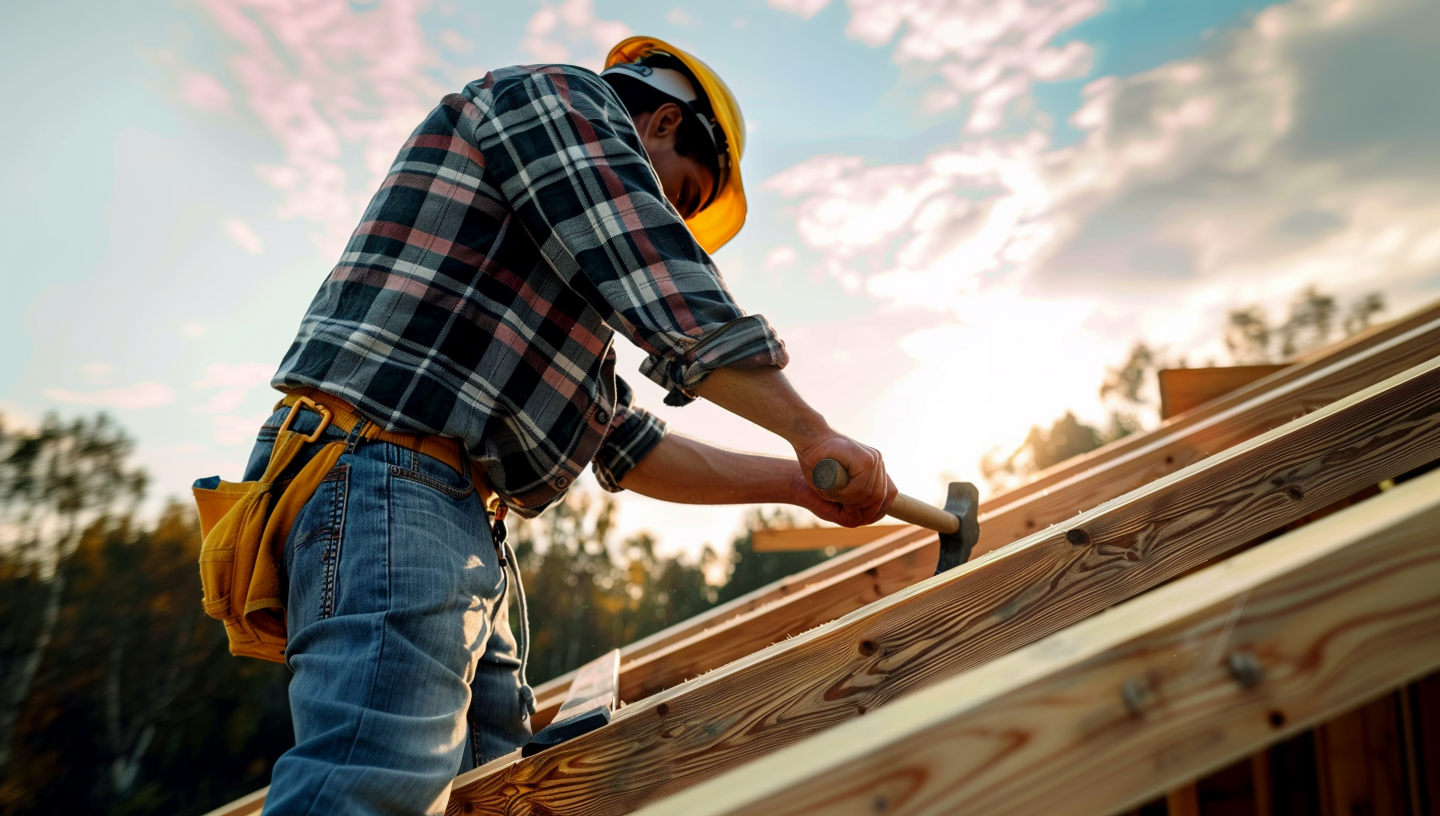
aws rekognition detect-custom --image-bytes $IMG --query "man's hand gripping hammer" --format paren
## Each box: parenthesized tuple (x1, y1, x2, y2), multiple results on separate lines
(812, 459, 980, 574)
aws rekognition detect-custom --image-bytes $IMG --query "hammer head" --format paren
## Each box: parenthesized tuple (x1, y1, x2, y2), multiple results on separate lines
(935, 481, 981, 574)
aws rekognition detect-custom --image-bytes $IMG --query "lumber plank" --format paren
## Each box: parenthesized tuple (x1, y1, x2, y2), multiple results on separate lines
(1165, 785, 1201, 816)
(1315, 694, 1407, 816)
(634, 465, 1440, 816)
(1159, 365, 1290, 420)
(751, 525, 908, 552)
(990, 298, 1440, 512)
(543, 316, 1440, 725)
(198, 786, 267, 816)
(1408, 672, 1440, 814)
(527, 525, 932, 727)
(1251, 750, 1273, 816)
(531, 308, 1440, 726)
(973, 319, 1440, 555)
(446, 355, 1440, 815)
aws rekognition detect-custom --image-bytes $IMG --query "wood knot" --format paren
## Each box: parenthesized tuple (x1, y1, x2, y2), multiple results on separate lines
(1066, 528, 1091, 546)
(656, 702, 670, 717)
(1268, 710, 1286, 729)
(859, 640, 878, 656)
(1286, 485, 1304, 501)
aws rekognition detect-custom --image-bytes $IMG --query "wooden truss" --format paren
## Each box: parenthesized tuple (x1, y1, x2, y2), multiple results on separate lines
(203, 301, 1440, 816)
(445, 329, 1440, 814)
(636, 465, 1440, 816)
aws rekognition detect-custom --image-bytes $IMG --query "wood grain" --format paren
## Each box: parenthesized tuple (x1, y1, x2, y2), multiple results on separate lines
(522, 315, 1440, 730)
(447, 356, 1440, 815)
(987, 298, 1440, 512)
(1315, 694, 1407, 816)
(528, 309, 1440, 729)
(634, 466, 1440, 816)
(752, 525, 909, 552)
(1159, 365, 1290, 419)
(527, 525, 932, 727)
(197, 786, 266, 816)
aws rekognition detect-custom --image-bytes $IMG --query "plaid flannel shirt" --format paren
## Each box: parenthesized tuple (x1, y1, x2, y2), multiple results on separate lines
(273, 64, 788, 516)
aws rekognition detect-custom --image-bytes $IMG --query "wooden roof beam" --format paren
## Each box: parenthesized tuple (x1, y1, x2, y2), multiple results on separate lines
(522, 301, 1440, 728)
(445, 354, 1440, 815)
(639, 466, 1440, 816)
(531, 310, 1440, 728)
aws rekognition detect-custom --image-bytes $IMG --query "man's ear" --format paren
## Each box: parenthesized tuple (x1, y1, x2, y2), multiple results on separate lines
(648, 102, 686, 141)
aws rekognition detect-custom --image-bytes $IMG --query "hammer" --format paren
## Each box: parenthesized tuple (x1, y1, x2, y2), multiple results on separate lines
(811, 459, 980, 574)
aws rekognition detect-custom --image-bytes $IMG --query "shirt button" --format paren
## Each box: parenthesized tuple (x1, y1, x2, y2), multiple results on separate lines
(596, 409, 610, 424)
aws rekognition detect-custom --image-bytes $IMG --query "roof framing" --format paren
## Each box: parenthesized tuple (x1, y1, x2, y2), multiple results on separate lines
(446, 354, 1440, 814)
(636, 466, 1440, 816)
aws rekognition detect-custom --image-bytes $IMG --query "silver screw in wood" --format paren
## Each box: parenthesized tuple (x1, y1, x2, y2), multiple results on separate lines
(1227, 651, 1265, 688)
(1120, 676, 1151, 716)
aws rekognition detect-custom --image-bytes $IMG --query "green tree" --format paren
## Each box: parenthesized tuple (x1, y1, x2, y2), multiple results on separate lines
(715, 507, 831, 606)
(0, 414, 147, 773)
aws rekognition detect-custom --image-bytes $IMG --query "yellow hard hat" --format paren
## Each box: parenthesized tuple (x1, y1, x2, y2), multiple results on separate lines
(604, 36, 747, 254)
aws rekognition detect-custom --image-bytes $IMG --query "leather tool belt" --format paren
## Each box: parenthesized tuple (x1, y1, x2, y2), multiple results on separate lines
(193, 388, 493, 662)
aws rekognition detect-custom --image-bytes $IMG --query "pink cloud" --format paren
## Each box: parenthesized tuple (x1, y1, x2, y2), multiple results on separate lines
(180, 72, 234, 113)
(520, 0, 632, 71)
(197, 0, 446, 257)
(767, 0, 832, 19)
(843, 0, 1101, 132)
(221, 216, 264, 254)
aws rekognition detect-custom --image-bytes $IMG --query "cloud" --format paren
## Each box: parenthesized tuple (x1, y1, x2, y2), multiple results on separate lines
(439, 29, 475, 54)
(179, 71, 233, 113)
(772, 0, 1440, 324)
(520, 0, 632, 70)
(212, 412, 272, 447)
(837, 0, 1100, 131)
(44, 382, 177, 410)
(764, 245, 799, 274)
(193, 362, 275, 390)
(766, 0, 1440, 476)
(221, 216, 264, 254)
(667, 8, 699, 27)
(768, 0, 831, 19)
(196, 0, 446, 258)
(79, 363, 117, 386)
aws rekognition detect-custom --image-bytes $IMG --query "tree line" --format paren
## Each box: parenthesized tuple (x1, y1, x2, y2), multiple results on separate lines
(0, 414, 826, 816)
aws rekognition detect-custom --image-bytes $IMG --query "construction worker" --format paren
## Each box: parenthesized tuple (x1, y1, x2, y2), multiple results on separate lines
(242, 36, 897, 815)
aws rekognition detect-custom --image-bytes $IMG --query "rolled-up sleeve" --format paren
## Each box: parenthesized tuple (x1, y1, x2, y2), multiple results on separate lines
(469, 66, 788, 406)
(593, 376, 667, 491)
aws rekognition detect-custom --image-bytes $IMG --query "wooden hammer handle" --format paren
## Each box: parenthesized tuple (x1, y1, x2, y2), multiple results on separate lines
(811, 459, 961, 535)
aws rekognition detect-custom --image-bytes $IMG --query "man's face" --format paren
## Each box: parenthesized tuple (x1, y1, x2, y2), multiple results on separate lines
(635, 103, 718, 221)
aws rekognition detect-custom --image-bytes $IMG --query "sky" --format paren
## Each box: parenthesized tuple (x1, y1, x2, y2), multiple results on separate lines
(3, 0, 1439, 560)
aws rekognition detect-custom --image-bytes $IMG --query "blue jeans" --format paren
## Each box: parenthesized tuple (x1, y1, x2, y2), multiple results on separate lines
(243, 405, 532, 816)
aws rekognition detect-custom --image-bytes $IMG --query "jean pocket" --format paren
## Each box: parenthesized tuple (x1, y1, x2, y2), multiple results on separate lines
(389, 455, 474, 500)
(288, 464, 350, 622)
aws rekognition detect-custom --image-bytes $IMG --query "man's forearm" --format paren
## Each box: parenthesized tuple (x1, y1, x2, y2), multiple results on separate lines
(690, 366, 831, 451)
(616, 433, 801, 505)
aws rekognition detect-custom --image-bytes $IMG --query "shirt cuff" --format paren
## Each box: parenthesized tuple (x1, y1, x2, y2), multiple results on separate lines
(638, 314, 789, 406)
(593, 404, 667, 492)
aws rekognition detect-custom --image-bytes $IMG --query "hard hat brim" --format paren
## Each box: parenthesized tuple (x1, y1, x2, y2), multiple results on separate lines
(606, 36, 746, 255)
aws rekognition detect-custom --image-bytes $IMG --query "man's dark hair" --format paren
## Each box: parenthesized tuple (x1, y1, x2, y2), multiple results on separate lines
(602, 53, 721, 187)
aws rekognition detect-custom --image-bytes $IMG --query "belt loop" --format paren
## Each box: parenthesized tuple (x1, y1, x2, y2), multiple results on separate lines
(344, 419, 369, 454)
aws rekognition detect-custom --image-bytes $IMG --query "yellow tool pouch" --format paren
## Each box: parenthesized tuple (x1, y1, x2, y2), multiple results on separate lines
(192, 397, 340, 663)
